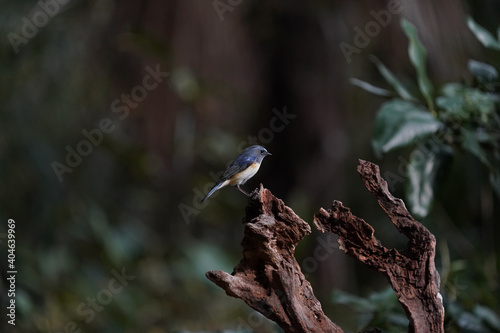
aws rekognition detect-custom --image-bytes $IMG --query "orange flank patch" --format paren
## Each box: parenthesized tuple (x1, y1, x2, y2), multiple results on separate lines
(228, 162, 260, 185)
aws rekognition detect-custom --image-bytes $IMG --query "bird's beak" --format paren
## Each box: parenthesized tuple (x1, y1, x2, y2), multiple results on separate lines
(266, 152, 272, 156)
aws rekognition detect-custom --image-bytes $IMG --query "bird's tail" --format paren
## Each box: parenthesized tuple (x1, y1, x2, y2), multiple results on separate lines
(201, 181, 224, 202)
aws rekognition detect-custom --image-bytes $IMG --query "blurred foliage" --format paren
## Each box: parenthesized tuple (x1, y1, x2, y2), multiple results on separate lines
(333, 287, 500, 333)
(354, 17, 500, 219)
(350, 16, 500, 332)
(331, 287, 408, 333)
(446, 297, 500, 333)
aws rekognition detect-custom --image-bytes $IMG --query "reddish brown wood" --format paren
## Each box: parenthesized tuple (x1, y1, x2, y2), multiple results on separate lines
(314, 160, 445, 333)
(206, 185, 344, 333)
(207, 160, 444, 333)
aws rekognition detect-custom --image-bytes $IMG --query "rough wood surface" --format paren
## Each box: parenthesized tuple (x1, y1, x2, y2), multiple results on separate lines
(314, 160, 445, 333)
(206, 160, 444, 333)
(206, 184, 344, 333)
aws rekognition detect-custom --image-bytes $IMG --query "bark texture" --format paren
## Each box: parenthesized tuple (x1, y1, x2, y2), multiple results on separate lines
(207, 160, 444, 333)
(206, 185, 344, 333)
(314, 160, 445, 333)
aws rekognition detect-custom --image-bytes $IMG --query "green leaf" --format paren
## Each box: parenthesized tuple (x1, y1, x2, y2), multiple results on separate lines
(368, 286, 398, 306)
(369, 55, 417, 101)
(490, 172, 500, 199)
(456, 312, 488, 332)
(468, 59, 498, 81)
(461, 128, 492, 168)
(467, 17, 500, 50)
(372, 99, 442, 156)
(406, 144, 453, 219)
(401, 19, 435, 110)
(441, 82, 464, 96)
(473, 304, 500, 330)
(437, 85, 495, 123)
(461, 129, 500, 198)
(466, 89, 496, 119)
(350, 78, 393, 97)
(436, 95, 465, 117)
(331, 290, 375, 312)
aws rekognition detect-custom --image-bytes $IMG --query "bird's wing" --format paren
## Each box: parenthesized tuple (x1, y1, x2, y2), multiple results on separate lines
(219, 155, 257, 182)
(201, 154, 257, 202)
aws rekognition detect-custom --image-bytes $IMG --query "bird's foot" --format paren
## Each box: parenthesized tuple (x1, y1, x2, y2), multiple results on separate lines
(236, 185, 250, 197)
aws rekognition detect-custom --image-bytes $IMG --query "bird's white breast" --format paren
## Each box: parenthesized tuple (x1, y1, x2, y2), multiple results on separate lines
(229, 163, 260, 185)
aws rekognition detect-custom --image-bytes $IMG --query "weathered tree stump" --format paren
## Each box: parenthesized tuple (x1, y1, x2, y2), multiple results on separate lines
(206, 185, 343, 333)
(206, 160, 445, 333)
(314, 160, 445, 333)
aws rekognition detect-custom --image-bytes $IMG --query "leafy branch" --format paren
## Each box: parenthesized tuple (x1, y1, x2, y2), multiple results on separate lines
(352, 18, 500, 219)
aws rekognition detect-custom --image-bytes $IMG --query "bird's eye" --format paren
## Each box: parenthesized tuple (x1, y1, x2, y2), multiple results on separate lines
(261, 150, 266, 154)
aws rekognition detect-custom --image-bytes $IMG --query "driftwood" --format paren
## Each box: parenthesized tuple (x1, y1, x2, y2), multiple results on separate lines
(314, 160, 445, 333)
(206, 184, 343, 332)
(206, 160, 444, 333)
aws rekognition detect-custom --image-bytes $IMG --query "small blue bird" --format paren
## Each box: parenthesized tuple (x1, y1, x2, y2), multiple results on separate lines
(202, 145, 271, 202)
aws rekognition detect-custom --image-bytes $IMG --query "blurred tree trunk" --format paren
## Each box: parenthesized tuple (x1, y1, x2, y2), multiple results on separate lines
(107, 0, 265, 172)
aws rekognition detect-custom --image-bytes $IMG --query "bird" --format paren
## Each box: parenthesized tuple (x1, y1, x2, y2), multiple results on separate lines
(201, 145, 271, 202)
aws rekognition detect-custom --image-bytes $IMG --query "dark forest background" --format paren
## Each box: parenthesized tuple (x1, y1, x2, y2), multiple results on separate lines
(1, 0, 499, 332)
